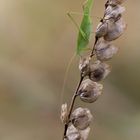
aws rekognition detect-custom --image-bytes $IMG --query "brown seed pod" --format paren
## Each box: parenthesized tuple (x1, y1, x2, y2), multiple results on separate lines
(66, 125, 90, 140)
(79, 127, 91, 140)
(108, 0, 126, 5)
(89, 60, 111, 82)
(104, 18, 126, 41)
(78, 79, 103, 103)
(71, 107, 93, 130)
(96, 21, 108, 38)
(95, 39, 118, 61)
(66, 124, 81, 140)
(79, 57, 90, 76)
(104, 5, 125, 21)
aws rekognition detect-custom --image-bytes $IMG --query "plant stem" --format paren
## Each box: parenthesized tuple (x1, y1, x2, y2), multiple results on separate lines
(63, 75, 84, 139)
(62, 36, 98, 139)
(90, 36, 98, 58)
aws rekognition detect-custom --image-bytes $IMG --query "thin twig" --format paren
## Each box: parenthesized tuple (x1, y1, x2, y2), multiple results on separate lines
(62, 34, 99, 139)
(90, 37, 98, 58)
(62, 0, 127, 139)
(63, 75, 84, 139)
(62, 2, 109, 139)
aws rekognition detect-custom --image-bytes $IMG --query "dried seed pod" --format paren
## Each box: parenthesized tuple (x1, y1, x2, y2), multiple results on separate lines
(79, 127, 91, 140)
(104, 5, 125, 21)
(60, 103, 68, 124)
(66, 125, 90, 140)
(71, 107, 93, 130)
(79, 57, 90, 76)
(89, 60, 111, 81)
(66, 124, 81, 140)
(96, 21, 108, 38)
(95, 39, 118, 61)
(108, 0, 126, 5)
(104, 18, 126, 41)
(78, 79, 103, 103)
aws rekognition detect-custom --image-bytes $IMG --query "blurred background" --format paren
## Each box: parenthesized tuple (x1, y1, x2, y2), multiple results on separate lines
(0, 0, 140, 140)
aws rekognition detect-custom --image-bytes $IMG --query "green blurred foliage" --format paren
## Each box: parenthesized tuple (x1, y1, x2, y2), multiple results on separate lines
(0, 0, 140, 140)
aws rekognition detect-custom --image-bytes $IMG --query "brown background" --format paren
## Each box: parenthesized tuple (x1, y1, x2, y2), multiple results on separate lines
(0, 0, 140, 140)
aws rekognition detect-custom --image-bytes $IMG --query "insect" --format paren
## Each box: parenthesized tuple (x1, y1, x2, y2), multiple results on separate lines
(67, 0, 94, 55)
(60, 0, 94, 105)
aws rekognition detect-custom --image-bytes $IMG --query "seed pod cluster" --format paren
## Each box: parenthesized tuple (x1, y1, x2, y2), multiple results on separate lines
(62, 1, 127, 139)
(96, 1, 126, 41)
(78, 0, 126, 104)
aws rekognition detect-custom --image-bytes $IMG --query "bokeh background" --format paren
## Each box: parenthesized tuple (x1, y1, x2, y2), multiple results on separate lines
(0, 0, 140, 140)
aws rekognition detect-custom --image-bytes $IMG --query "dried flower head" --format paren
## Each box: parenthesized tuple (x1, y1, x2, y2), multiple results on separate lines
(79, 57, 90, 76)
(104, 18, 126, 41)
(71, 107, 93, 130)
(89, 60, 111, 81)
(61, 103, 68, 124)
(95, 39, 118, 61)
(78, 79, 103, 103)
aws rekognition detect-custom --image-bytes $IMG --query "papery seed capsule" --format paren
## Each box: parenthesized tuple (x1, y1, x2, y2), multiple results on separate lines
(96, 21, 108, 38)
(104, 5, 125, 21)
(66, 124, 81, 140)
(109, 0, 126, 5)
(105, 0, 110, 8)
(60, 103, 68, 124)
(89, 60, 111, 81)
(95, 39, 118, 61)
(78, 79, 103, 103)
(104, 18, 126, 41)
(79, 57, 90, 76)
(71, 107, 93, 130)
(79, 127, 90, 140)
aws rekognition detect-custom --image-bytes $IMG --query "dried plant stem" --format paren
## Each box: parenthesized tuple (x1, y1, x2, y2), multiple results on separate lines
(61, 0, 127, 139)
(63, 75, 84, 139)
(68, 75, 84, 119)
(63, 38, 98, 139)
(90, 37, 98, 58)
